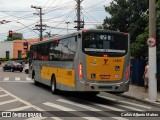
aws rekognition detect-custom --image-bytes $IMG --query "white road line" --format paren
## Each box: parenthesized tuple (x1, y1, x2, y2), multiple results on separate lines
(43, 102, 76, 111)
(98, 95, 151, 109)
(117, 104, 144, 111)
(94, 103, 124, 112)
(0, 94, 9, 98)
(117, 100, 151, 109)
(4, 77, 9, 81)
(0, 81, 33, 83)
(58, 99, 102, 111)
(15, 77, 20, 81)
(25, 117, 47, 120)
(0, 86, 44, 111)
(111, 117, 128, 120)
(82, 117, 101, 120)
(51, 117, 63, 120)
(26, 77, 32, 81)
(7, 106, 31, 111)
(43, 102, 102, 120)
(0, 99, 18, 106)
(57, 99, 127, 120)
(97, 95, 117, 101)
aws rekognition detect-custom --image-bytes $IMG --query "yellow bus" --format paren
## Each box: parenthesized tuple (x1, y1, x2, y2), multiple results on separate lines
(29, 29, 130, 94)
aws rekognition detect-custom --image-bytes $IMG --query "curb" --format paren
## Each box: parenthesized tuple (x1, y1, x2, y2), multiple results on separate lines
(118, 94, 160, 107)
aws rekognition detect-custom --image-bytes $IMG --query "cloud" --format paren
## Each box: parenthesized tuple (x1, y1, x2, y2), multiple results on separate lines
(0, 0, 112, 41)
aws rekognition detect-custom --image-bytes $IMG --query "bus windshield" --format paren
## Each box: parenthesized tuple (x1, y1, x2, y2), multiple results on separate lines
(82, 32, 128, 57)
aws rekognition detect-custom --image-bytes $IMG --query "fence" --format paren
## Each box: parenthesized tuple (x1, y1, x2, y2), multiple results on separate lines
(130, 59, 160, 91)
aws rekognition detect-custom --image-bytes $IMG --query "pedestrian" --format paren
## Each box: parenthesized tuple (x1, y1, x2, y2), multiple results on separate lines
(143, 61, 149, 92)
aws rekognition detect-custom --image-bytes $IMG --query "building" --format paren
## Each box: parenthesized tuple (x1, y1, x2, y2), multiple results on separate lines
(13, 38, 39, 59)
(0, 41, 13, 59)
(0, 38, 48, 59)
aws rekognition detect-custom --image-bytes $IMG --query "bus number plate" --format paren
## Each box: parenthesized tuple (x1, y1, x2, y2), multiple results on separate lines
(100, 75, 111, 79)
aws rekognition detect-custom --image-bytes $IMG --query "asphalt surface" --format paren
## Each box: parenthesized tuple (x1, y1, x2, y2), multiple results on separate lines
(0, 67, 160, 120)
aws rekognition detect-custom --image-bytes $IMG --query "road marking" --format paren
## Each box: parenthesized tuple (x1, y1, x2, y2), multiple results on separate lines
(51, 117, 63, 120)
(26, 77, 32, 81)
(43, 103, 102, 120)
(57, 99, 128, 120)
(98, 95, 151, 109)
(58, 99, 102, 111)
(26, 117, 47, 120)
(94, 103, 124, 111)
(117, 104, 144, 111)
(0, 86, 45, 111)
(82, 117, 101, 120)
(0, 81, 33, 83)
(0, 94, 9, 98)
(4, 77, 9, 81)
(43, 102, 76, 111)
(97, 95, 117, 101)
(0, 99, 18, 106)
(111, 117, 128, 120)
(7, 106, 31, 111)
(15, 77, 20, 81)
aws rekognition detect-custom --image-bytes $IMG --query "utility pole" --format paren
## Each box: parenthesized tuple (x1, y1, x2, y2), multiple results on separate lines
(31, 5, 46, 41)
(74, 0, 84, 31)
(148, 0, 157, 101)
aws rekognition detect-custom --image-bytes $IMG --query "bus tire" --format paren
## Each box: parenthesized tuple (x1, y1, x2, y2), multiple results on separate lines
(51, 76, 58, 94)
(34, 78, 39, 86)
(33, 72, 39, 86)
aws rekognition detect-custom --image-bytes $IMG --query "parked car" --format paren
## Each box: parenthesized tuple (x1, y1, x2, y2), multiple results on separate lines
(3, 61, 23, 72)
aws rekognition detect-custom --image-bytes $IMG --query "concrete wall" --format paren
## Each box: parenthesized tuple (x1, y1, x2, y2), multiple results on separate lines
(0, 41, 13, 59)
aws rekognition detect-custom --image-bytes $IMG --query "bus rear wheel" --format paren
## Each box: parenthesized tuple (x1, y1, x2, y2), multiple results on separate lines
(51, 77, 58, 94)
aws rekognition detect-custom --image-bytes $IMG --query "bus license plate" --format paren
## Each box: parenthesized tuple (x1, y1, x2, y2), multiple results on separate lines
(100, 75, 111, 79)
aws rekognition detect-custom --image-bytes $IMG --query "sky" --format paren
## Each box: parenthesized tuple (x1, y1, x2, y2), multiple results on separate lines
(0, 0, 113, 41)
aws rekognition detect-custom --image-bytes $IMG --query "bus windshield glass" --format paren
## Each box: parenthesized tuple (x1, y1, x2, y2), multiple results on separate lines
(82, 32, 128, 57)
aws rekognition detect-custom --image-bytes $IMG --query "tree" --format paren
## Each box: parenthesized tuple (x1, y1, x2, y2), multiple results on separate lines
(5, 35, 22, 41)
(156, 0, 160, 59)
(131, 0, 160, 59)
(44, 31, 51, 38)
(103, 0, 148, 42)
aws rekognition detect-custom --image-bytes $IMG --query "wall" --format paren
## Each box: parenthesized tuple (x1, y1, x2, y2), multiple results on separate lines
(0, 41, 13, 59)
(13, 39, 39, 59)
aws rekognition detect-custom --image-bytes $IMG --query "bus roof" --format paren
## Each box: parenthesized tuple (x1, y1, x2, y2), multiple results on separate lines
(31, 29, 128, 46)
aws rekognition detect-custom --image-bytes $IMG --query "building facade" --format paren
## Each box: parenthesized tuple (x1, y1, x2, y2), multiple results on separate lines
(0, 38, 48, 59)
(0, 41, 13, 59)
(13, 39, 39, 59)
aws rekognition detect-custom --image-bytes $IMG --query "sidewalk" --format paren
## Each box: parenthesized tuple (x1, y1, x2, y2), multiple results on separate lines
(122, 84, 160, 106)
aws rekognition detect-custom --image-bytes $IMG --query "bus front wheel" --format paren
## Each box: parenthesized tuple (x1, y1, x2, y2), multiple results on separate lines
(51, 76, 58, 94)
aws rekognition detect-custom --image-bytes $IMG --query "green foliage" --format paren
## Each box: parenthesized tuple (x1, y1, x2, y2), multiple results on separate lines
(95, 25, 103, 29)
(5, 35, 22, 41)
(103, 0, 149, 42)
(102, 0, 160, 59)
(156, 0, 160, 59)
(131, 32, 148, 58)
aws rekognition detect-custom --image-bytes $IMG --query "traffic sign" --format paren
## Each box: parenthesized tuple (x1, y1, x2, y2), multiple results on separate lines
(146, 37, 156, 47)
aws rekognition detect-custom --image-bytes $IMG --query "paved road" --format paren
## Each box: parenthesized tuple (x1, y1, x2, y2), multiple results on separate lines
(0, 67, 160, 120)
